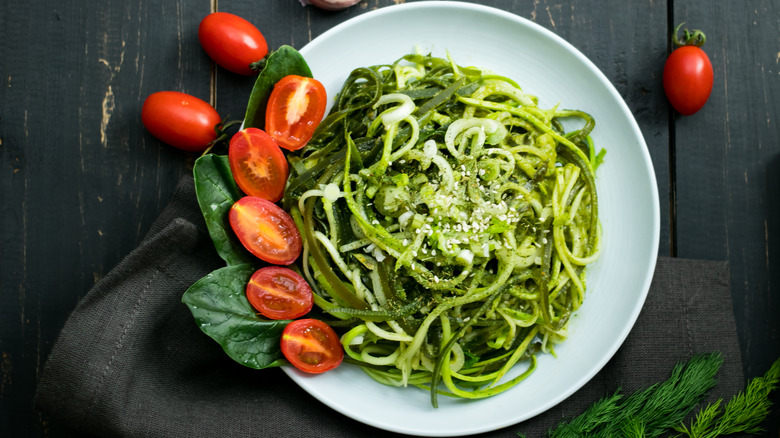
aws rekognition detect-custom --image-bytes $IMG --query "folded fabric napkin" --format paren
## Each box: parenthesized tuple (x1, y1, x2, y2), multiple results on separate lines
(35, 175, 745, 437)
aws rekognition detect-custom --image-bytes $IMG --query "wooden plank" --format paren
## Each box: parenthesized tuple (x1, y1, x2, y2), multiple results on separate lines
(673, 1, 780, 435)
(0, 0, 212, 436)
(23, 0, 780, 435)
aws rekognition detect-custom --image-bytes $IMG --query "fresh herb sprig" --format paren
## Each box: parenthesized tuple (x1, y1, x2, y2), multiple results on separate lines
(548, 353, 722, 438)
(534, 353, 780, 438)
(676, 356, 780, 437)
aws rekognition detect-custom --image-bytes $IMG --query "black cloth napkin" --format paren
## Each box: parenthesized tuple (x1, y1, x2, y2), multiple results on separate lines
(36, 175, 745, 437)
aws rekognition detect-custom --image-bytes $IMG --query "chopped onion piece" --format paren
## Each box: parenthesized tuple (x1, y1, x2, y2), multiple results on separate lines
(373, 247, 387, 262)
(456, 249, 474, 265)
(298, 0, 363, 11)
(399, 211, 414, 228)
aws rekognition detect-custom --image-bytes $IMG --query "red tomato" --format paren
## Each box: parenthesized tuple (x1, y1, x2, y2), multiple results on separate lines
(141, 91, 221, 152)
(281, 319, 343, 374)
(265, 75, 327, 151)
(229, 196, 302, 265)
(663, 25, 713, 116)
(246, 267, 313, 320)
(228, 128, 289, 202)
(198, 12, 268, 76)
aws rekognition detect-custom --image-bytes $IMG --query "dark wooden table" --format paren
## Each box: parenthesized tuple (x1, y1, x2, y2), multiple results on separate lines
(2, 0, 778, 436)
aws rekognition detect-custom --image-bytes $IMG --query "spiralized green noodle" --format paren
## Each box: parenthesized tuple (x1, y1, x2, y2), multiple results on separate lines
(283, 53, 603, 407)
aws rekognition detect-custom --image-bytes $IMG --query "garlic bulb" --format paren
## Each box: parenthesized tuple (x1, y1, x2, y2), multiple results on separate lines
(298, 0, 363, 11)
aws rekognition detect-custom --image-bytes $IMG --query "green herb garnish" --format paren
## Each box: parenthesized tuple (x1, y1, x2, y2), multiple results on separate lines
(677, 356, 780, 437)
(541, 353, 780, 438)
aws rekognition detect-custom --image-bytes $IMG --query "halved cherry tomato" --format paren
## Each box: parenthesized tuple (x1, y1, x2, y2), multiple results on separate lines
(229, 196, 302, 265)
(198, 12, 268, 76)
(246, 267, 313, 320)
(265, 75, 327, 151)
(663, 23, 713, 116)
(141, 91, 221, 152)
(281, 319, 343, 374)
(228, 128, 288, 202)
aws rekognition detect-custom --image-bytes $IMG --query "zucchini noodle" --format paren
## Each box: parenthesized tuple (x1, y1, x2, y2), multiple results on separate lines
(282, 53, 604, 407)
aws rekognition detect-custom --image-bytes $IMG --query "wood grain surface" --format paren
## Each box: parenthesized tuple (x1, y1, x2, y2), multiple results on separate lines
(1, 0, 777, 436)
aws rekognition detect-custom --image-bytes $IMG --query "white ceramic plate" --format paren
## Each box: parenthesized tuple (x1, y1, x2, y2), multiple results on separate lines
(291, 2, 660, 436)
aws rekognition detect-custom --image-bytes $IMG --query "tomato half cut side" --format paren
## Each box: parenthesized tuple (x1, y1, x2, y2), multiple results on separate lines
(265, 75, 327, 151)
(229, 196, 302, 265)
(228, 128, 288, 202)
(281, 319, 343, 374)
(246, 267, 313, 320)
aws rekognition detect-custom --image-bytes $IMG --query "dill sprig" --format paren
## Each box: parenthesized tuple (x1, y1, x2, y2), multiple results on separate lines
(547, 390, 623, 437)
(530, 354, 780, 438)
(547, 353, 723, 437)
(676, 356, 780, 437)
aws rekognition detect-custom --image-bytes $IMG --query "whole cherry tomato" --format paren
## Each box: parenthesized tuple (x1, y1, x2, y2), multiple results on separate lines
(198, 12, 268, 76)
(141, 91, 221, 152)
(246, 267, 313, 320)
(229, 196, 302, 265)
(663, 23, 713, 116)
(280, 319, 343, 374)
(265, 75, 327, 151)
(228, 128, 288, 203)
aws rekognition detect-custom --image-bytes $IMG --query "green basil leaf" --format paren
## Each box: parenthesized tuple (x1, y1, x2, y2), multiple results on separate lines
(193, 154, 254, 266)
(243, 45, 313, 130)
(182, 264, 290, 369)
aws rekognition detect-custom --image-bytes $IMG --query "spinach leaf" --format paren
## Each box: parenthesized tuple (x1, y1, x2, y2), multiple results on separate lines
(243, 45, 313, 130)
(193, 154, 254, 266)
(182, 264, 290, 369)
